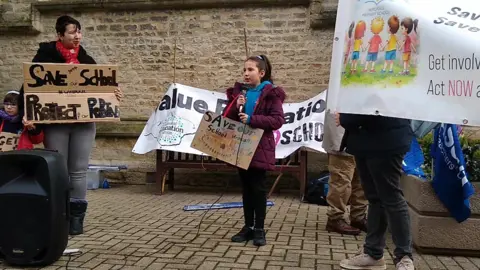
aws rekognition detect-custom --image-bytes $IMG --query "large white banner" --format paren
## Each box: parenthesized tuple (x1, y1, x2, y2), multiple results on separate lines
(132, 83, 327, 158)
(328, 0, 480, 126)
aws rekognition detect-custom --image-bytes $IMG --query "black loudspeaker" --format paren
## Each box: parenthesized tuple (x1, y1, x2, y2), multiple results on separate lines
(0, 149, 70, 266)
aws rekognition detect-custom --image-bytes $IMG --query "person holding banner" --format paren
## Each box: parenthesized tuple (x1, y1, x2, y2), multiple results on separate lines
(223, 55, 285, 246)
(17, 15, 123, 236)
(323, 112, 367, 235)
(0, 91, 43, 151)
(335, 113, 414, 270)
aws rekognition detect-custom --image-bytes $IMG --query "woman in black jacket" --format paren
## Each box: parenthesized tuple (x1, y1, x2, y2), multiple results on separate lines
(18, 15, 123, 236)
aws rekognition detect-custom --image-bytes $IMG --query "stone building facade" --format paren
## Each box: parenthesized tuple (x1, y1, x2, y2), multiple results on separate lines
(0, 0, 337, 187)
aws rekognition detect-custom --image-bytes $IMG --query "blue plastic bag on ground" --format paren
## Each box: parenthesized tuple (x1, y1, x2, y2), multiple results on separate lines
(305, 171, 329, 206)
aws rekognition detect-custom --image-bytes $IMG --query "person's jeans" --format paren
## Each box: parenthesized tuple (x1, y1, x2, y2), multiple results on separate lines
(43, 123, 96, 200)
(355, 153, 412, 262)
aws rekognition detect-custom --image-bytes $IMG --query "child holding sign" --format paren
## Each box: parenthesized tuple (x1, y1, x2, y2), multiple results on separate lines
(0, 91, 43, 151)
(223, 55, 286, 246)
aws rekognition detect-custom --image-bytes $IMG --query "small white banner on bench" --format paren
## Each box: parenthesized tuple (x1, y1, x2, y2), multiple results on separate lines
(132, 83, 326, 158)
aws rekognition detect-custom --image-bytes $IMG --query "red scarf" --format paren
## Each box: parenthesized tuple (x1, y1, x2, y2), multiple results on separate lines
(56, 40, 80, 64)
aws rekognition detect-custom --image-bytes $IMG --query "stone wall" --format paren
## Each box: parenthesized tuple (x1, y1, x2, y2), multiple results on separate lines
(0, 0, 335, 187)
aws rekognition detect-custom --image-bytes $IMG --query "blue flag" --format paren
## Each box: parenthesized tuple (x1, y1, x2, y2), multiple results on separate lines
(431, 124, 475, 223)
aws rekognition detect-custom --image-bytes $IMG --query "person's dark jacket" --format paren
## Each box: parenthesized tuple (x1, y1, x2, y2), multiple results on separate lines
(339, 113, 413, 157)
(18, 41, 96, 118)
(224, 82, 286, 171)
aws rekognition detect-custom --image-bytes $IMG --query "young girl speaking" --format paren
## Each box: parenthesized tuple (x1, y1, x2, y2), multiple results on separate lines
(223, 55, 286, 246)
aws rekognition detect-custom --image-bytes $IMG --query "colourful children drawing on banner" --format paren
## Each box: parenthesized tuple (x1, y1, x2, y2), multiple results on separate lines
(340, 0, 420, 88)
(363, 17, 384, 73)
(380, 15, 399, 74)
(350, 20, 366, 73)
(342, 22, 355, 74)
(398, 17, 417, 75)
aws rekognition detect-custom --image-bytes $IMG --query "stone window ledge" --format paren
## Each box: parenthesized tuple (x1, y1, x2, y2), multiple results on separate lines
(1, 0, 337, 35)
(96, 118, 148, 138)
(0, 4, 42, 34)
(34, 0, 310, 12)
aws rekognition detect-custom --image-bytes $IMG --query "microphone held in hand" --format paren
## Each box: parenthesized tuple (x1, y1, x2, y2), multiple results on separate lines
(239, 87, 247, 113)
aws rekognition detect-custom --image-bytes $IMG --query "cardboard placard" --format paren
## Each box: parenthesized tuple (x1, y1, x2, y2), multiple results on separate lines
(22, 63, 120, 123)
(23, 62, 118, 93)
(191, 111, 263, 170)
(24, 93, 119, 123)
(0, 132, 19, 152)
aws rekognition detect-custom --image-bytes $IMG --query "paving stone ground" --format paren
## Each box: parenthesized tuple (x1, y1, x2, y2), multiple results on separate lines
(1, 185, 479, 270)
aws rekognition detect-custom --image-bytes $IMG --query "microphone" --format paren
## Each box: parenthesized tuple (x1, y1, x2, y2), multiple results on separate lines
(239, 86, 247, 113)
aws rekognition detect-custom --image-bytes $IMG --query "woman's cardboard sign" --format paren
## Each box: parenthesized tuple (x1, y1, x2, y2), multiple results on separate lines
(0, 132, 19, 152)
(22, 62, 120, 124)
(191, 111, 264, 170)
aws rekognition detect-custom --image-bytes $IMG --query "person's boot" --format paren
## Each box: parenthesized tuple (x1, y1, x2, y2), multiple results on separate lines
(326, 219, 361, 235)
(351, 218, 368, 233)
(253, 229, 266, 246)
(231, 226, 254, 242)
(69, 199, 88, 235)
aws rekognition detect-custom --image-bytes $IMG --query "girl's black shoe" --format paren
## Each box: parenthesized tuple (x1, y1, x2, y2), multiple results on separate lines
(231, 226, 254, 242)
(253, 229, 266, 246)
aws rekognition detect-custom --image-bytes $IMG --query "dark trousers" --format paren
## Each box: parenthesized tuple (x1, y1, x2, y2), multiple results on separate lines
(239, 168, 267, 229)
(355, 154, 412, 262)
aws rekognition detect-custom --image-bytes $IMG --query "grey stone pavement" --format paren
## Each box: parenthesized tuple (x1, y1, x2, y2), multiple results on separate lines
(1, 185, 479, 269)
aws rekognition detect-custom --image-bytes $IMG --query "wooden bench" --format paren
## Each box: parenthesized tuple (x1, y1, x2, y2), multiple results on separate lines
(154, 149, 308, 199)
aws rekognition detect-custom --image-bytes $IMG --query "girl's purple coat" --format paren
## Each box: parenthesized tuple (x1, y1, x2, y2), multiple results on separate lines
(225, 82, 286, 171)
